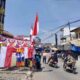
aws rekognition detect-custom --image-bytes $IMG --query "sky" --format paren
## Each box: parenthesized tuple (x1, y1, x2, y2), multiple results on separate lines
(4, 0, 80, 43)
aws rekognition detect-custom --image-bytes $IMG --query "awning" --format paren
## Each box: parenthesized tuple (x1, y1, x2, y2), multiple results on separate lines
(71, 44, 80, 52)
(1, 31, 14, 38)
(70, 39, 80, 47)
(60, 42, 70, 46)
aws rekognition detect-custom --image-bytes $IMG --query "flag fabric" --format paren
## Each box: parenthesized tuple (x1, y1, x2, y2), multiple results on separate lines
(32, 14, 39, 36)
(0, 46, 7, 67)
(30, 26, 33, 36)
(4, 46, 16, 68)
(30, 14, 39, 45)
(28, 14, 39, 58)
(28, 46, 34, 58)
(24, 47, 28, 58)
(0, 46, 16, 68)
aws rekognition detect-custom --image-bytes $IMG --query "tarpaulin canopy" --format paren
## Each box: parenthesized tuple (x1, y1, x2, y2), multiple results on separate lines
(71, 44, 80, 52)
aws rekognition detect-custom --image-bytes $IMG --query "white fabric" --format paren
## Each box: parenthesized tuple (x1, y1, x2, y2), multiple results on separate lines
(24, 47, 28, 58)
(11, 53, 16, 67)
(0, 46, 7, 67)
(37, 21, 39, 34)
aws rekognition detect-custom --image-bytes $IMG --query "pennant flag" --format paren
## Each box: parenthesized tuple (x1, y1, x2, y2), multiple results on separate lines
(32, 14, 39, 36)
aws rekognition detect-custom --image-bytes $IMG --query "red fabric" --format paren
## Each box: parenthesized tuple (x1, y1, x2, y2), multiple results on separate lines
(28, 47, 34, 58)
(4, 46, 16, 68)
(32, 14, 39, 36)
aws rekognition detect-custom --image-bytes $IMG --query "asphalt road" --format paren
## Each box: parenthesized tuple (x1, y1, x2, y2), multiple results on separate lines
(33, 59, 80, 80)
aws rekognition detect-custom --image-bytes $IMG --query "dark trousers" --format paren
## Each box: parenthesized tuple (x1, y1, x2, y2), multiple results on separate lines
(36, 62, 41, 69)
(25, 59, 29, 67)
(43, 56, 46, 64)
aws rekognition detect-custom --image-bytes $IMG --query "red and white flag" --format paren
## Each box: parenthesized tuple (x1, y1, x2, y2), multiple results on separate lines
(0, 46, 16, 68)
(30, 14, 39, 44)
(32, 14, 39, 36)
(28, 14, 39, 58)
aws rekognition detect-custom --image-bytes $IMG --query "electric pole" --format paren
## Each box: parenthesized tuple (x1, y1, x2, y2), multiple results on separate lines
(68, 22, 72, 40)
(55, 33, 58, 48)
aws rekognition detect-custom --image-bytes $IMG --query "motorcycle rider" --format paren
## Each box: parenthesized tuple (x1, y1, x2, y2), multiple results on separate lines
(63, 51, 76, 71)
(47, 51, 58, 65)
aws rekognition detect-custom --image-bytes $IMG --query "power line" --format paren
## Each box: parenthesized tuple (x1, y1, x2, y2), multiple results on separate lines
(42, 19, 80, 41)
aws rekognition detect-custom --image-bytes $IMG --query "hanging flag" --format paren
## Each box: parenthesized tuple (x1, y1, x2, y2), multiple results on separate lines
(4, 46, 16, 68)
(0, 46, 7, 67)
(32, 14, 39, 36)
(0, 46, 16, 68)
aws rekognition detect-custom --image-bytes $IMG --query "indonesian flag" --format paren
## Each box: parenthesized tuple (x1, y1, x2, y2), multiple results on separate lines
(28, 14, 39, 58)
(30, 14, 39, 44)
(32, 14, 39, 36)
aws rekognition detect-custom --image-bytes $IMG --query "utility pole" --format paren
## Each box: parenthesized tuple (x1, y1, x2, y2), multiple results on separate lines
(55, 33, 58, 48)
(68, 22, 72, 40)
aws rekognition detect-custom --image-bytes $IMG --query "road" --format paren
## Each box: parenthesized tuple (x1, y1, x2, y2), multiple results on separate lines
(33, 59, 80, 80)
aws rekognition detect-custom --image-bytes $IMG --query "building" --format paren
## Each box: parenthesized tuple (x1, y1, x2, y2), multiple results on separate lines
(60, 27, 80, 50)
(71, 27, 80, 39)
(0, 0, 13, 38)
(2, 30, 14, 38)
(70, 27, 80, 46)
(0, 0, 6, 34)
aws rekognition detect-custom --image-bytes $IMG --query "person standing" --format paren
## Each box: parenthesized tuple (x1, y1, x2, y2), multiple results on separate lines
(43, 51, 47, 64)
(35, 51, 41, 70)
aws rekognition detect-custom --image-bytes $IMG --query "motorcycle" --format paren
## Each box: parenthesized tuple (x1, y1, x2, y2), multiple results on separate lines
(49, 60, 58, 68)
(63, 61, 76, 74)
